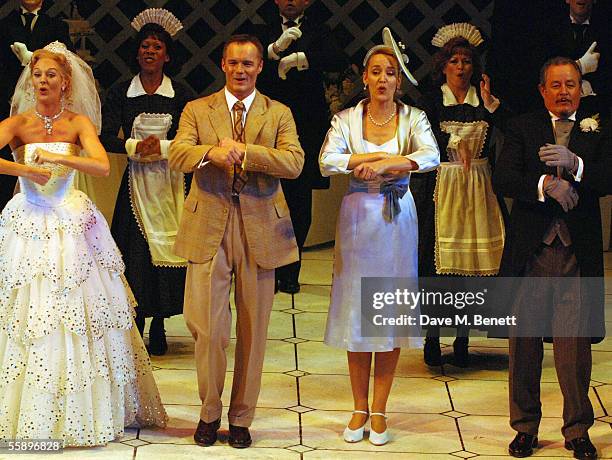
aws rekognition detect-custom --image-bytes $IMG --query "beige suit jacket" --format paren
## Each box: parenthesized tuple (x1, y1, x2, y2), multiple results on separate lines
(169, 89, 304, 269)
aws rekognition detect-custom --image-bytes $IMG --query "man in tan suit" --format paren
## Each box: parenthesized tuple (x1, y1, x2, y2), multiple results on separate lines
(169, 34, 304, 448)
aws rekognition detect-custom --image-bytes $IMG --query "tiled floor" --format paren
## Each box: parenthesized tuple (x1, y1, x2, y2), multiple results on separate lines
(43, 248, 612, 459)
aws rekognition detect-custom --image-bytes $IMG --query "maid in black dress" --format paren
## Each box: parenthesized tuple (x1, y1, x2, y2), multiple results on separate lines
(412, 24, 510, 367)
(101, 9, 194, 355)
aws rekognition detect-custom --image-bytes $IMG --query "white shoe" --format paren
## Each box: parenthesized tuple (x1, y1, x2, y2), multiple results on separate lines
(343, 410, 368, 442)
(369, 412, 390, 446)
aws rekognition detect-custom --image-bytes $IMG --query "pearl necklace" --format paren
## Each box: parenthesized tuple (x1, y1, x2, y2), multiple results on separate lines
(367, 103, 396, 127)
(35, 105, 64, 135)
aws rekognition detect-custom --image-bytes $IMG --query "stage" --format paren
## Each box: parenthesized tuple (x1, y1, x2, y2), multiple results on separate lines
(39, 248, 612, 459)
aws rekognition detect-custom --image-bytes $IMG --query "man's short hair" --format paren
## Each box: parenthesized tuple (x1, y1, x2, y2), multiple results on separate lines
(222, 34, 264, 60)
(539, 56, 582, 85)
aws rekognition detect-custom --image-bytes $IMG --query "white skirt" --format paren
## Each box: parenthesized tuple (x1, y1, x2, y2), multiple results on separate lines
(0, 191, 167, 446)
(324, 187, 423, 352)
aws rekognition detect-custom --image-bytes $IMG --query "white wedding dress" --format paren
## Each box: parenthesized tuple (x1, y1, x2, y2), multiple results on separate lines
(0, 143, 167, 446)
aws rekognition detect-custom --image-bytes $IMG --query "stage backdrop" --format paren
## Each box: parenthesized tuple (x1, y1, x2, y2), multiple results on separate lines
(5, 1, 606, 249)
(0, 0, 494, 104)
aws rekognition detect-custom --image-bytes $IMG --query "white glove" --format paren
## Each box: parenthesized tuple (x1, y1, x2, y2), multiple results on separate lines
(577, 42, 599, 75)
(278, 52, 308, 79)
(273, 26, 302, 53)
(581, 79, 596, 97)
(10, 42, 33, 66)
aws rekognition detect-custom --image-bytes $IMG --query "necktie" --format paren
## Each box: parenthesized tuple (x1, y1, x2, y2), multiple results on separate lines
(23, 12, 35, 31)
(231, 101, 247, 196)
(284, 20, 298, 28)
(571, 23, 588, 49)
(553, 119, 574, 178)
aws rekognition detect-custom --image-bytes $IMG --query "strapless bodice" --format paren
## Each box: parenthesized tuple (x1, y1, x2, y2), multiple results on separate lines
(13, 143, 79, 207)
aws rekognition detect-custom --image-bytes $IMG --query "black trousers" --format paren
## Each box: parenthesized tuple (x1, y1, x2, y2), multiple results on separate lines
(509, 241, 593, 440)
(275, 177, 312, 284)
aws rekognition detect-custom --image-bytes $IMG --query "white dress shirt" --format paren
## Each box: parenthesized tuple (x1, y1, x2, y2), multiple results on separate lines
(197, 88, 257, 169)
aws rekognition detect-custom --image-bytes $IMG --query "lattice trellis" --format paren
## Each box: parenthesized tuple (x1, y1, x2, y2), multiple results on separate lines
(0, 0, 494, 103)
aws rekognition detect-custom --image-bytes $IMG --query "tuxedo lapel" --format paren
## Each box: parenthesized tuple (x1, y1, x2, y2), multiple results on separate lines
(558, 20, 579, 56)
(207, 90, 232, 142)
(245, 92, 267, 144)
(537, 111, 557, 177)
(567, 110, 595, 160)
(31, 14, 48, 43)
(7, 11, 28, 45)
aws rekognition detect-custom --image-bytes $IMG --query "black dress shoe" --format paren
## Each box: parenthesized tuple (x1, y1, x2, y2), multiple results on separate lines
(148, 318, 168, 356)
(508, 432, 538, 457)
(565, 437, 597, 459)
(423, 337, 442, 366)
(194, 418, 221, 446)
(453, 337, 470, 368)
(228, 424, 252, 448)
(277, 279, 300, 294)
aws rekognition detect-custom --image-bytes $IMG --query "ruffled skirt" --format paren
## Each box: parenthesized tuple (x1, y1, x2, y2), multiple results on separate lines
(0, 191, 167, 446)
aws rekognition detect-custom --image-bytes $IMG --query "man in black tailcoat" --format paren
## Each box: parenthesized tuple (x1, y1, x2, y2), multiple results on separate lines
(493, 57, 610, 459)
(543, 0, 611, 117)
(256, 0, 348, 294)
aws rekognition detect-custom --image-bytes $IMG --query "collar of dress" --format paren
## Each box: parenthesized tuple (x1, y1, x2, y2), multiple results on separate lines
(441, 83, 479, 108)
(127, 74, 175, 98)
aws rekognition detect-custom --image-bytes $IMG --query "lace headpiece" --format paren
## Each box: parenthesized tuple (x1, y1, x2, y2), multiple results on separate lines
(11, 41, 101, 134)
(131, 8, 183, 37)
(431, 23, 484, 48)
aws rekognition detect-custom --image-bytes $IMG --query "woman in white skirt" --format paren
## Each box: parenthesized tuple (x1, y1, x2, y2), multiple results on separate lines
(319, 33, 439, 446)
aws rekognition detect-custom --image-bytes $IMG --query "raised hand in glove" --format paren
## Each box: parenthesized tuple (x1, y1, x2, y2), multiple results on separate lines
(272, 26, 302, 54)
(538, 144, 579, 172)
(543, 176, 578, 212)
(577, 42, 599, 75)
(10, 42, 32, 66)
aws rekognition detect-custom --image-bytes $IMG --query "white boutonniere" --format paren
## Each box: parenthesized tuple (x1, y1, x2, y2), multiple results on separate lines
(580, 114, 600, 133)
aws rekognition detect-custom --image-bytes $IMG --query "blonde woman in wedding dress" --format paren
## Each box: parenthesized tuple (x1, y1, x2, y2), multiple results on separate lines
(0, 43, 167, 446)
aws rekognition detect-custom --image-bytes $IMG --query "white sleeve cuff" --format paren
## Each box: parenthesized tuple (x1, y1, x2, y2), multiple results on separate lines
(572, 156, 584, 182)
(537, 174, 547, 202)
(160, 140, 171, 159)
(296, 52, 309, 70)
(320, 153, 351, 175)
(125, 138, 139, 158)
(267, 43, 281, 60)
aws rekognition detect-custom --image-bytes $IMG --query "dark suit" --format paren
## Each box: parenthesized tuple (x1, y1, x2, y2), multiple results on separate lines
(493, 110, 610, 440)
(0, 8, 72, 210)
(543, 12, 611, 117)
(0, 9, 72, 118)
(256, 16, 348, 286)
(494, 110, 610, 280)
(488, 1, 611, 116)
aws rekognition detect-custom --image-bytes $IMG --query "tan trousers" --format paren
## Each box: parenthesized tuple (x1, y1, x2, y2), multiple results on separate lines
(184, 200, 274, 427)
